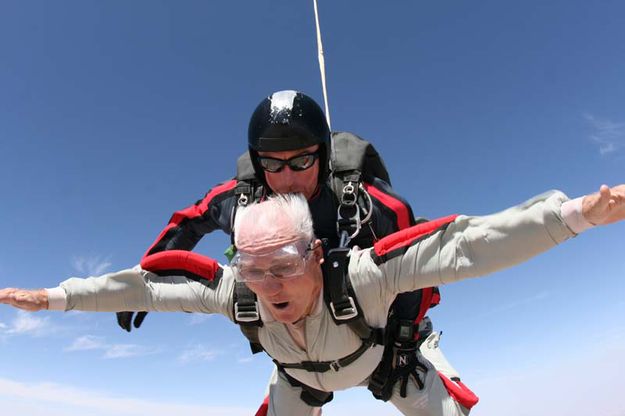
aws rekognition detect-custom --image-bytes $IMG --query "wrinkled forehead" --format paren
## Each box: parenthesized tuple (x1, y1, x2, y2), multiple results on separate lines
(235, 209, 302, 251)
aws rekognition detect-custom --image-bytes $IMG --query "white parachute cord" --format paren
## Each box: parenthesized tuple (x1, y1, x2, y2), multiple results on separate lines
(313, 0, 332, 131)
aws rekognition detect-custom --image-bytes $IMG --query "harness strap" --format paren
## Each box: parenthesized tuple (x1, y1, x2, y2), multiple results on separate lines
(324, 247, 358, 320)
(322, 245, 383, 343)
(278, 366, 334, 407)
(233, 282, 263, 354)
(275, 328, 383, 373)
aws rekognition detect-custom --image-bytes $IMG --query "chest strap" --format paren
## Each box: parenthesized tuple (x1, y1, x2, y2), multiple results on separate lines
(274, 327, 383, 373)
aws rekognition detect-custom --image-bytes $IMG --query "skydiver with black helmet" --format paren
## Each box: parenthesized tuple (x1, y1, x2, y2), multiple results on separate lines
(116, 89, 476, 414)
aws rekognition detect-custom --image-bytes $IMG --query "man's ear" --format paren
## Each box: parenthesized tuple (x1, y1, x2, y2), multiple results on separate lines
(313, 239, 324, 264)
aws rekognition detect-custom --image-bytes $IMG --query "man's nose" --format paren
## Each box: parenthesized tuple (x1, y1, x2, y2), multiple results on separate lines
(282, 164, 298, 177)
(260, 275, 283, 294)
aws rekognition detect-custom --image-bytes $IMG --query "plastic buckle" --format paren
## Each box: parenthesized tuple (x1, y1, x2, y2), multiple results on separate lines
(396, 320, 415, 343)
(234, 302, 260, 322)
(330, 297, 358, 321)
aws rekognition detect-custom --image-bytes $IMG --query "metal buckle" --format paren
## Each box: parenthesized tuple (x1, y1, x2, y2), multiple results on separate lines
(330, 360, 341, 372)
(330, 297, 358, 321)
(237, 193, 249, 206)
(341, 182, 357, 206)
(234, 302, 260, 322)
(337, 203, 361, 240)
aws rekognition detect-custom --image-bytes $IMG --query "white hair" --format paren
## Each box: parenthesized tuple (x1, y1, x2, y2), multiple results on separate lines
(234, 193, 314, 247)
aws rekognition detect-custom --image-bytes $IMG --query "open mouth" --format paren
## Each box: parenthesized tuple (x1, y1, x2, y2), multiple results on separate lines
(273, 302, 290, 310)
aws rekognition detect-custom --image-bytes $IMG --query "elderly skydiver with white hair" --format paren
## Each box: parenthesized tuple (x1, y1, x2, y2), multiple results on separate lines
(1, 184, 624, 415)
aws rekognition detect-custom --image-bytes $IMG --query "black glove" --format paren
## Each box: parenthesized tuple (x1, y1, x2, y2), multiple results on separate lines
(116, 311, 148, 332)
(394, 343, 428, 398)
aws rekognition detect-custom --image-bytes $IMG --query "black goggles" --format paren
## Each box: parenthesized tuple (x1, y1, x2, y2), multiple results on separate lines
(257, 152, 319, 173)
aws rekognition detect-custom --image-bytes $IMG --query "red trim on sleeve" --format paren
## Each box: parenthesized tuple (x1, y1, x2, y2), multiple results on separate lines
(430, 287, 441, 307)
(438, 372, 479, 409)
(416, 287, 434, 324)
(141, 250, 220, 281)
(363, 182, 411, 230)
(254, 395, 270, 416)
(143, 180, 238, 257)
(373, 215, 458, 258)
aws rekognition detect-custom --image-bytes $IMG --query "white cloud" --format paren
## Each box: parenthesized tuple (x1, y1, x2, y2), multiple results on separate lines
(71, 255, 112, 276)
(65, 335, 106, 351)
(584, 113, 625, 155)
(3, 311, 51, 336)
(177, 344, 220, 364)
(0, 377, 253, 416)
(103, 343, 159, 359)
(65, 335, 160, 359)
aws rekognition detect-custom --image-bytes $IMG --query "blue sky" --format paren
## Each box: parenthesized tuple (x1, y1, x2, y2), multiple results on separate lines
(0, 1, 624, 415)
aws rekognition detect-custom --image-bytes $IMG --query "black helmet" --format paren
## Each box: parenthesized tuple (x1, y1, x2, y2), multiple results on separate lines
(248, 90, 331, 184)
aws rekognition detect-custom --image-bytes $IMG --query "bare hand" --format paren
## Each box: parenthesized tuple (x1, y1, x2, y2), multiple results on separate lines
(582, 184, 625, 226)
(0, 288, 49, 311)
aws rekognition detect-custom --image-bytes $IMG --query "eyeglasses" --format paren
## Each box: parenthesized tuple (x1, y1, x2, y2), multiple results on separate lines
(257, 152, 319, 173)
(231, 240, 315, 282)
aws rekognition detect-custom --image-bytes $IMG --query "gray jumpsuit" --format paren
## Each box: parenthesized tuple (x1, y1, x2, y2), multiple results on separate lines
(50, 190, 576, 415)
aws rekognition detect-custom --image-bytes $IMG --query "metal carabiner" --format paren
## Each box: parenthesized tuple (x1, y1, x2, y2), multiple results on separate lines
(341, 182, 357, 206)
(337, 202, 361, 241)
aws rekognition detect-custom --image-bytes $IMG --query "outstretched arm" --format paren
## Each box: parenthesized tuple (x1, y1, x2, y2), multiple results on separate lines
(373, 184, 625, 295)
(1, 265, 235, 319)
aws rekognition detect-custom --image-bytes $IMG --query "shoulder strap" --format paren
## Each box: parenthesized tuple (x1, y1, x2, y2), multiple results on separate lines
(322, 244, 383, 344)
(235, 151, 256, 181)
(234, 151, 265, 205)
(231, 152, 269, 354)
(233, 281, 264, 354)
(230, 152, 266, 248)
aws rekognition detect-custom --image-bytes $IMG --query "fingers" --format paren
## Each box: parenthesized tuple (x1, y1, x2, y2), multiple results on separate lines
(601, 184, 625, 205)
(593, 185, 611, 212)
(583, 184, 625, 226)
(399, 375, 409, 398)
(410, 369, 425, 389)
(116, 311, 133, 332)
(599, 184, 610, 200)
(133, 311, 148, 328)
(608, 184, 625, 205)
(0, 288, 17, 304)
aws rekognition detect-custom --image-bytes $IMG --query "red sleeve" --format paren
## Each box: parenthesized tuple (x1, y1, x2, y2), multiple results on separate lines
(373, 215, 458, 262)
(141, 250, 222, 282)
(143, 179, 238, 259)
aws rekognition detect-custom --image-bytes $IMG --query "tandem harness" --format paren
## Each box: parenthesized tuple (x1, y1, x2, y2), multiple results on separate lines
(232, 240, 385, 407)
(231, 132, 440, 405)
